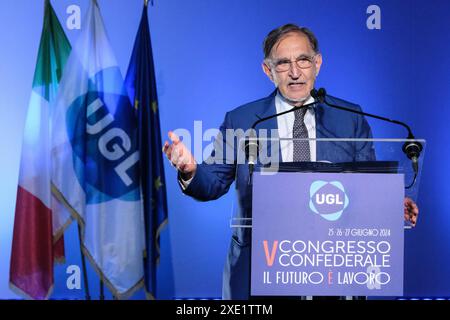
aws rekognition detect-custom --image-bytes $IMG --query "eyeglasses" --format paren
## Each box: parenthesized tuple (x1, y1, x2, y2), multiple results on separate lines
(269, 54, 317, 72)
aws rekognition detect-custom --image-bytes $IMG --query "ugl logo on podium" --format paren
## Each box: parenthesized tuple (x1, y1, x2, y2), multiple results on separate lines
(251, 172, 404, 297)
(309, 180, 349, 221)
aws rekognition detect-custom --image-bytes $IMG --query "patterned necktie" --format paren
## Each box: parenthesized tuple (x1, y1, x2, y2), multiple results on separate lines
(293, 108, 311, 161)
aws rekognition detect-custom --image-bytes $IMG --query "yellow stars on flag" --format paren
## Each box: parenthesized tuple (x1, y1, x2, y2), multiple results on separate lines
(152, 101, 158, 113)
(133, 99, 158, 114)
(154, 176, 163, 191)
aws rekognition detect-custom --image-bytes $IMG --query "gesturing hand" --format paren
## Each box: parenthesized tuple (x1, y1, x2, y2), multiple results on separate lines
(163, 131, 197, 180)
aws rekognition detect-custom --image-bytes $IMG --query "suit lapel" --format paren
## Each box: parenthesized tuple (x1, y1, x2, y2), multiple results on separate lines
(315, 98, 351, 162)
(253, 90, 281, 164)
(315, 102, 325, 160)
(253, 90, 278, 131)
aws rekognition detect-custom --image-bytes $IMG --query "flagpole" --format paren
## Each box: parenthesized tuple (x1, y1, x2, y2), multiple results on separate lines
(99, 279, 105, 300)
(92, 0, 105, 300)
(77, 224, 91, 300)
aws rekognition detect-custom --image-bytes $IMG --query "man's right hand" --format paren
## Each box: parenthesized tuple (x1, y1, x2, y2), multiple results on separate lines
(163, 131, 197, 180)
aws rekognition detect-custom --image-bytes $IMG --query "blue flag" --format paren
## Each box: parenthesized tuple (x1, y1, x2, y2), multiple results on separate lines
(125, 4, 168, 299)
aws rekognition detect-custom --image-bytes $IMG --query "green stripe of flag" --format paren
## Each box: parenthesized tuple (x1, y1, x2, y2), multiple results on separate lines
(33, 0, 71, 99)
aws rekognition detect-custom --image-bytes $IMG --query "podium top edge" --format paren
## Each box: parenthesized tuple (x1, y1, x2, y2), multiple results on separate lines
(239, 138, 426, 142)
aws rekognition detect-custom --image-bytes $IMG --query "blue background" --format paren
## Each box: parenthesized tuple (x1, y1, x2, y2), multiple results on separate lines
(0, 0, 449, 299)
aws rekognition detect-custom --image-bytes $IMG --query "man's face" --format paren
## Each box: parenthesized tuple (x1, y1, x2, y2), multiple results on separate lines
(263, 32, 322, 105)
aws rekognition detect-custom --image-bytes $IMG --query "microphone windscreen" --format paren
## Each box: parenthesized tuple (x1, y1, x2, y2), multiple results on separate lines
(318, 88, 327, 97)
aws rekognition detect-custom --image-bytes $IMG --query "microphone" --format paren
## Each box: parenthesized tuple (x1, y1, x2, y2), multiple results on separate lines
(245, 128, 258, 180)
(244, 98, 319, 183)
(311, 88, 423, 187)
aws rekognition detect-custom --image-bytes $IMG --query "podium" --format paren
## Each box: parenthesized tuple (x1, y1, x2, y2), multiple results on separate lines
(232, 138, 425, 298)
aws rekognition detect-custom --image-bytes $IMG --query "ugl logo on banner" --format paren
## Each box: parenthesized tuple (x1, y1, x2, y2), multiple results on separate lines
(251, 172, 404, 297)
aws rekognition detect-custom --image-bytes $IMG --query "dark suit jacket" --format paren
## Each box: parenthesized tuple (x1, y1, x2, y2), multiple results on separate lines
(182, 90, 375, 299)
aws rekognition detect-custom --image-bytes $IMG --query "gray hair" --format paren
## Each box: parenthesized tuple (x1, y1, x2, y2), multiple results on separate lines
(263, 23, 320, 59)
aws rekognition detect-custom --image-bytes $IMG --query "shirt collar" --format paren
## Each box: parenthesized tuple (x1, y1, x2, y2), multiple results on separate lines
(275, 90, 315, 113)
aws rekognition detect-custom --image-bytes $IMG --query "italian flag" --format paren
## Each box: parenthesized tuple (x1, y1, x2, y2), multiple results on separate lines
(9, 0, 71, 299)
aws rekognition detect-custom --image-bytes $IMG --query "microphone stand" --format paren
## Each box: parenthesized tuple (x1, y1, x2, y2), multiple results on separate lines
(312, 88, 423, 189)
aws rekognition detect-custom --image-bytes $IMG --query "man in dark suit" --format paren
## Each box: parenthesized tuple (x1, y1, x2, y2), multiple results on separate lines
(163, 24, 418, 299)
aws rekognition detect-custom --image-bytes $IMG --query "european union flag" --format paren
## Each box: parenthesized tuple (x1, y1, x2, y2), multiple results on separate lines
(125, 3, 168, 299)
